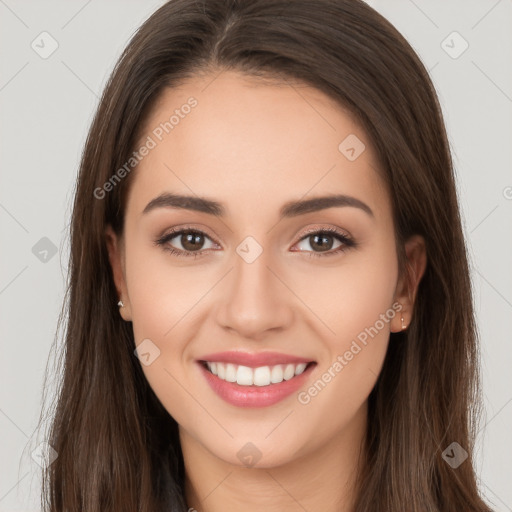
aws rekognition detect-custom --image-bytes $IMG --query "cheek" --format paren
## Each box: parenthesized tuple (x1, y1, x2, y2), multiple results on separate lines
(334, 240, 398, 375)
(292, 236, 398, 419)
(122, 235, 226, 428)
(124, 232, 209, 343)
(290, 233, 399, 347)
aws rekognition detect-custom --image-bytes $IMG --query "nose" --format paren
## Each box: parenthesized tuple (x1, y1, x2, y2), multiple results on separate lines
(215, 245, 295, 340)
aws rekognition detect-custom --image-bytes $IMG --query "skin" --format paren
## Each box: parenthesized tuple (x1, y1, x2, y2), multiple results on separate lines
(105, 70, 427, 512)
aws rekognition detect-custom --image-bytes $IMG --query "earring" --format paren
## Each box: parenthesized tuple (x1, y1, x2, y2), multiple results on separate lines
(401, 315, 407, 330)
(117, 300, 124, 308)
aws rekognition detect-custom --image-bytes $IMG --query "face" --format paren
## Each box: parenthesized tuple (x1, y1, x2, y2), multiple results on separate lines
(106, 70, 425, 469)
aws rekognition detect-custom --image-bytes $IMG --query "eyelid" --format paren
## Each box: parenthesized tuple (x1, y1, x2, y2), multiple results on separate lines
(295, 224, 352, 242)
(157, 224, 221, 244)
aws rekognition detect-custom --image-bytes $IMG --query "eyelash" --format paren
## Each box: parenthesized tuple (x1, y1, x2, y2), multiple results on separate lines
(153, 225, 357, 260)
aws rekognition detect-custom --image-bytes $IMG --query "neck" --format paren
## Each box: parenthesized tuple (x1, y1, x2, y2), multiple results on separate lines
(181, 403, 367, 512)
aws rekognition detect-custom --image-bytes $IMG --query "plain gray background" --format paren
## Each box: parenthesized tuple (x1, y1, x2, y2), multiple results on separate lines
(1, 0, 511, 510)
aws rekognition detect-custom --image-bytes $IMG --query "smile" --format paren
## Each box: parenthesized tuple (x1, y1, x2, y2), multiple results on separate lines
(196, 351, 317, 408)
(202, 361, 309, 386)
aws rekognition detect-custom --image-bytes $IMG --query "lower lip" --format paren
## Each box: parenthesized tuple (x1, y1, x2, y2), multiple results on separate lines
(198, 362, 316, 408)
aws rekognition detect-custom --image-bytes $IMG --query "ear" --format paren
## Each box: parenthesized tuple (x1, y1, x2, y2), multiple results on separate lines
(390, 234, 427, 333)
(105, 225, 132, 322)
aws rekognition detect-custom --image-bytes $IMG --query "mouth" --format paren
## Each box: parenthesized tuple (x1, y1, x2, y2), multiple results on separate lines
(199, 360, 315, 386)
(196, 352, 317, 408)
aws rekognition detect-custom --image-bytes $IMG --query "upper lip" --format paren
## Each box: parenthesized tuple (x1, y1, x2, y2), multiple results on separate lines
(198, 351, 315, 368)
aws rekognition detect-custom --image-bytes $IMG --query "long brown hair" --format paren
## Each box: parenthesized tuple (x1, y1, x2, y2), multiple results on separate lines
(37, 0, 493, 510)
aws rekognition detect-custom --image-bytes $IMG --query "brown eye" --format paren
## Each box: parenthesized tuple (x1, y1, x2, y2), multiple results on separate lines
(179, 230, 206, 251)
(154, 228, 218, 258)
(307, 233, 336, 252)
(292, 228, 356, 258)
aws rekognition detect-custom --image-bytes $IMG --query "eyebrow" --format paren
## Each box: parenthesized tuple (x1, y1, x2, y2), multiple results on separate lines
(142, 192, 374, 219)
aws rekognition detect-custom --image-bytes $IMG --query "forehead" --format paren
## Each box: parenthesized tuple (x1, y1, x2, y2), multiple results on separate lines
(126, 70, 389, 222)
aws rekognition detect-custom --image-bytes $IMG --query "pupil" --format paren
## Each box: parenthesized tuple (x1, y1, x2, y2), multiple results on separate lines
(311, 234, 333, 252)
(182, 231, 203, 251)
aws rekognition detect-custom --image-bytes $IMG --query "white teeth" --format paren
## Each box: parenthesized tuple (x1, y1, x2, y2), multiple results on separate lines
(217, 362, 226, 380)
(283, 364, 295, 380)
(295, 363, 307, 375)
(270, 365, 284, 383)
(225, 363, 237, 382)
(253, 366, 271, 386)
(204, 361, 310, 386)
(236, 365, 253, 385)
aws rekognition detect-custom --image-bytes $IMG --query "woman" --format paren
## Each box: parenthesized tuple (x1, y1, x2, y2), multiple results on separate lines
(38, 0, 493, 510)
